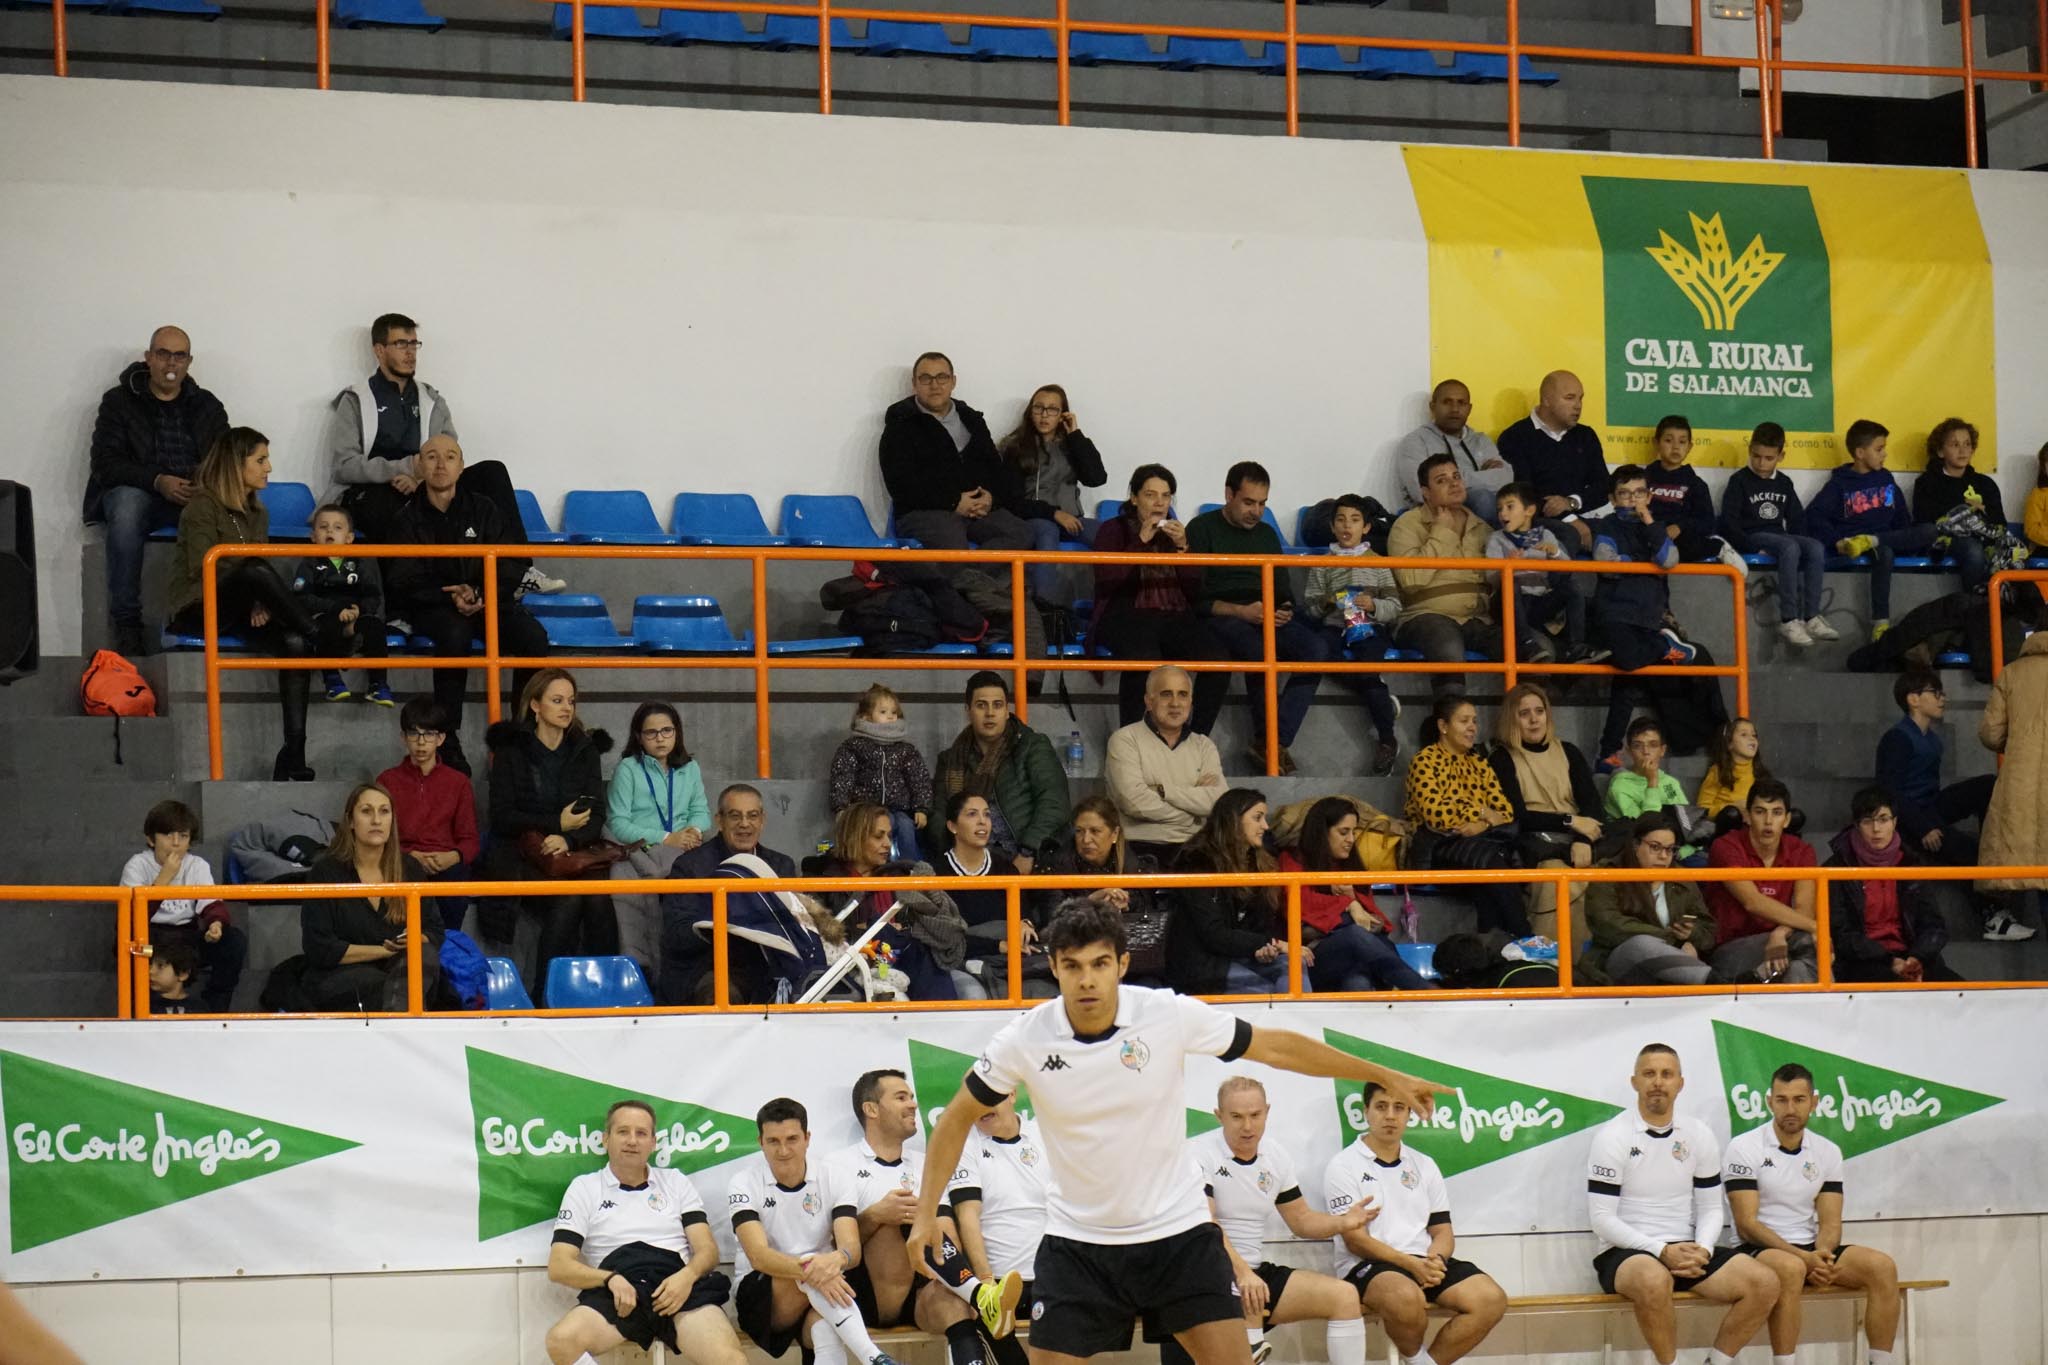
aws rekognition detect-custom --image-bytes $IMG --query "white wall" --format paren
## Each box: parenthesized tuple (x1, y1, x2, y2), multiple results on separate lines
(1661, 0, 1958, 99)
(7, 75, 2048, 659)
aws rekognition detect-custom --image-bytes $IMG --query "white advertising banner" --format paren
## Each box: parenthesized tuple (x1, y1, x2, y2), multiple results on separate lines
(0, 991, 2030, 1283)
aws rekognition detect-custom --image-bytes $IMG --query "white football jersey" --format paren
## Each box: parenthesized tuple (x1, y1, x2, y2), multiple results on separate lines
(1191, 1129, 1302, 1266)
(1322, 1140, 1448, 1272)
(725, 1155, 847, 1276)
(1722, 1123, 1844, 1248)
(554, 1164, 709, 1268)
(947, 1116, 1051, 1279)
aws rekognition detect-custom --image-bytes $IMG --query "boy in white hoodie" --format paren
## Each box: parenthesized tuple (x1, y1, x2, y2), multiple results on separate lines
(1304, 495, 1404, 774)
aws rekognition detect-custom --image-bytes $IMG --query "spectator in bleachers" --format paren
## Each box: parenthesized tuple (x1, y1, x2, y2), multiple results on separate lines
(1643, 415, 1747, 574)
(1275, 795, 1425, 991)
(1807, 419, 1941, 639)
(2026, 443, 2048, 557)
(1705, 779, 1819, 983)
(937, 792, 1016, 990)
(1032, 795, 1167, 985)
(321, 312, 452, 541)
(1089, 463, 1231, 731)
(1487, 481, 1590, 663)
(804, 802, 971, 1000)
(657, 784, 795, 1005)
(1167, 787, 1300, 994)
(880, 351, 1061, 601)
(119, 798, 245, 1013)
(384, 434, 551, 774)
(1187, 461, 1331, 773)
(1392, 378, 1512, 525)
(1603, 718, 1701, 860)
(302, 782, 445, 1010)
(1496, 369, 1608, 550)
(1579, 813, 1716, 986)
(481, 668, 617, 998)
(1389, 453, 1503, 698)
(166, 426, 319, 782)
(929, 671, 1068, 872)
(1874, 672, 1998, 876)
(1826, 785, 1961, 983)
(607, 701, 710, 976)
(293, 503, 393, 706)
(1720, 422, 1838, 648)
(1977, 628, 2048, 919)
(1911, 417, 2006, 592)
(1488, 682, 1599, 941)
(1404, 696, 1532, 937)
(1303, 494, 1404, 775)
(1698, 717, 1795, 837)
(87, 324, 230, 656)
(996, 384, 1103, 538)
(147, 938, 203, 1015)
(830, 684, 933, 858)
(1104, 665, 1223, 860)
(376, 697, 478, 932)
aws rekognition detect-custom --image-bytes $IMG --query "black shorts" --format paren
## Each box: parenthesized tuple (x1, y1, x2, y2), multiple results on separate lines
(1737, 1241, 1854, 1259)
(578, 1266, 730, 1352)
(1253, 1262, 1293, 1326)
(1343, 1256, 1485, 1304)
(1593, 1245, 1744, 1294)
(845, 1260, 914, 1329)
(1030, 1223, 1242, 1358)
(736, 1270, 805, 1358)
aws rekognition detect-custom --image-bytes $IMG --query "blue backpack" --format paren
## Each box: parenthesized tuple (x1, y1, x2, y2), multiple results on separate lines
(438, 929, 488, 1009)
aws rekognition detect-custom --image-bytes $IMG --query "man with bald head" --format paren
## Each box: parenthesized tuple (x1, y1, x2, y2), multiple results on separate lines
(1391, 380, 1511, 525)
(1497, 370, 1612, 537)
(87, 324, 231, 655)
(1104, 664, 1225, 857)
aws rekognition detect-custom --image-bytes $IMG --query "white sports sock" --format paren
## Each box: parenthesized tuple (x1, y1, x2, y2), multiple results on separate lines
(803, 1284, 884, 1363)
(573, 1354, 601, 1365)
(1245, 1326, 1265, 1345)
(1403, 1350, 1432, 1365)
(1326, 1317, 1366, 1365)
(1775, 1356, 1796, 1365)
(810, 1316, 851, 1365)
(1869, 1353, 1894, 1365)
(1708, 1352, 1738, 1365)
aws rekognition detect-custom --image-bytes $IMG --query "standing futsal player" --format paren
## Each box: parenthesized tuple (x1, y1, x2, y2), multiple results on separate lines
(1724, 1062, 1903, 1365)
(907, 900, 1448, 1365)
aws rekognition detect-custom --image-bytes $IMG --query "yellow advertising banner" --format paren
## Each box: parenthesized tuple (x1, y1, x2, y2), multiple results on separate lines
(1403, 146, 1996, 471)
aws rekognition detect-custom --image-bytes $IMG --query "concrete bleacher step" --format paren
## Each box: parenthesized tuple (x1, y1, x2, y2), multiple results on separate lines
(0, 714, 182, 781)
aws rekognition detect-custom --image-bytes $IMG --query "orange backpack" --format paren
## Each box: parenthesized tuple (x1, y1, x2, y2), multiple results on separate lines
(81, 649, 157, 718)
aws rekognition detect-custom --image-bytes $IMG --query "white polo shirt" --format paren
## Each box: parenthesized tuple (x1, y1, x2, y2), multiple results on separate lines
(1192, 1129, 1302, 1266)
(826, 1138, 938, 1224)
(967, 984, 1253, 1245)
(553, 1164, 709, 1267)
(1722, 1123, 1844, 1248)
(947, 1117, 1051, 1279)
(1586, 1109, 1724, 1255)
(1322, 1140, 1448, 1272)
(726, 1156, 849, 1277)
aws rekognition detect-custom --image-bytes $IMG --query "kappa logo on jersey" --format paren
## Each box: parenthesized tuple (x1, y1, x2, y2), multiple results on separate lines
(599, 1199, 617, 1211)
(1041, 1055, 1071, 1072)
(1324, 1029, 1622, 1179)
(1711, 1021, 2004, 1162)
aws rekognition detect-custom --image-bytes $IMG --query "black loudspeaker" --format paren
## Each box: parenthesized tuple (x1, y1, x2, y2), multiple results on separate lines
(0, 480, 39, 683)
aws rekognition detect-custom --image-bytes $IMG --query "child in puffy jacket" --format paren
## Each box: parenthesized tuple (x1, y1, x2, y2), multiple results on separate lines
(829, 684, 934, 858)
(292, 503, 392, 705)
(1805, 419, 1941, 637)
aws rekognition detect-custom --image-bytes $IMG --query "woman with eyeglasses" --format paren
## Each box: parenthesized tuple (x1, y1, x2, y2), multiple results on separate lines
(605, 701, 710, 979)
(1580, 813, 1717, 986)
(997, 384, 1105, 542)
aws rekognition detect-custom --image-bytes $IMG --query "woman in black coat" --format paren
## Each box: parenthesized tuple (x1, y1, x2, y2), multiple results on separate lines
(303, 782, 444, 1011)
(1166, 788, 1299, 996)
(480, 667, 617, 1001)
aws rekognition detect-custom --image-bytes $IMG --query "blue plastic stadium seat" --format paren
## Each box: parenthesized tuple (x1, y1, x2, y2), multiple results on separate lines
(562, 490, 675, 544)
(484, 957, 535, 1010)
(263, 481, 317, 541)
(1934, 651, 1973, 667)
(656, 8, 766, 44)
(1283, 42, 1384, 75)
(758, 15, 867, 49)
(1742, 552, 1776, 568)
(335, 0, 444, 29)
(1163, 36, 1275, 70)
(551, 3, 651, 40)
(161, 626, 248, 651)
(515, 489, 568, 544)
(106, 0, 221, 16)
(544, 956, 653, 1009)
(781, 495, 905, 548)
(865, 20, 966, 57)
(524, 594, 633, 648)
(632, 595, 752, 654)
(670, 492, 789, 546)
(1374, 48, 1441, 78)
(1446, 52, 1559, 84)
(1068, 31, 1169, 65)
(1395, 943, 1439, 980)
(985, 641, 1086, 659)
(969, 23, 1053, 60)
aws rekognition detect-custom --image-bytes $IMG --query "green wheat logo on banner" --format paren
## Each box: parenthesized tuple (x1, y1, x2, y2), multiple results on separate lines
(1582, 176, 1833, 433)
(1, 1051, 359, 1252)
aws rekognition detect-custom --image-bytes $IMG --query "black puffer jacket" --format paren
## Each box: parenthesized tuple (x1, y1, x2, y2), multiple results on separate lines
(878, 396, 1059, 523)
(484, 722, 613, 847)
(1165, 849, 1280, 996)
(85, 361, 230, 521)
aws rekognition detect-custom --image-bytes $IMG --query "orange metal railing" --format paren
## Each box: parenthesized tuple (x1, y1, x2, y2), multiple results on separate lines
(1984, 566, 2048, 680)
(35, 0, 2044, 168)
(197, 541, 1749, 782)
(1, 886, 136, 1019)
(96, 861, 2048, 1020)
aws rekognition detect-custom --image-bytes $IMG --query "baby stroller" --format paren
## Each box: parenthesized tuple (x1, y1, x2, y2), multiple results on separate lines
(688, 853, 902, 1003)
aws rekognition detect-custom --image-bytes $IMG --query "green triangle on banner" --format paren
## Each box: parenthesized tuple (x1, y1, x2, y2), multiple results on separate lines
(1710, 1020, 2003, 1161)
(906, 1037, 1215, 1138)
(466, 1047, 761, 1242)
(1322, 1028, 1623, 1179)
(0, 1050, 361, 1252)
(1185, 1108, 1221, 1137)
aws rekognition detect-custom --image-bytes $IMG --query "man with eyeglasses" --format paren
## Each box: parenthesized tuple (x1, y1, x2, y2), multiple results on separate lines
(656, 784, 797, 1005)
(881, 352, 1063, 600)
(86, 324, 231, 656)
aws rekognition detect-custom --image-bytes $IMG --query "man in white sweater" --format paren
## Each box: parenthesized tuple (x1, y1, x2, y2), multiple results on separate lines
(1105, 667, 1224, 857)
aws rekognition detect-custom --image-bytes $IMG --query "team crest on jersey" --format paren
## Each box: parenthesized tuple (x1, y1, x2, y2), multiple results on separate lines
(1671, 1141, 1691, 1163)
(803, 1191, 821, 1216)
(646, 1190, 668, 1212)
(1119, 1038, 1151, 1072)
(1020, 1144, 1041, 1167)
(1802, 1160, 1818, 1180)
(1399, 1166, 1420, 1190)
(1256, 1169, 1273, 1193)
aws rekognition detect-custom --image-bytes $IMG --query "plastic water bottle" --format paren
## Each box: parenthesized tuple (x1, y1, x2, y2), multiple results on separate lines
(1064, 730, 1087, 779)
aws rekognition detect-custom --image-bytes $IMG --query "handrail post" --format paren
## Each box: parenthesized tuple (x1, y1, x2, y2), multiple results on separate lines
(1055, 0, 1070, 125)
(713, 885, 730, 1009)
(316, 0, 331, 90)
(1011, 555, 1031, 723)
(205, 548, 225, 781)
(1006, 885, 1023, 1005)
(1498, 564, 1519, 694)
(2037, 0, 2046, 94)
(133, 901, 152, 1019)
(1813, 877, 1833, 989)
(405, 889, 425, 1014)
(116, 888, 134, 1020)
(1260, 562, 1280, 777)
(1961, 0, 1980, 168)
(753, 552, 773, 779)
(484, 550, 503, 725)
(1730, 564, 1750, 716)
(1553, 872, 1573, 994)
(1755, 0, 1776, 159)
(571, 0, 586, 101)
(1769, 0, 1784, 135)
(1506, 0, 1521, 147)
(1285, 882, 1303, 997)
(818, 0, 832, 113)
(51, 0, 67, 75)
(1283, 0, 1299, 136)
(1690, 0, 1701, 57)
(1989, 570, 2008, 681)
